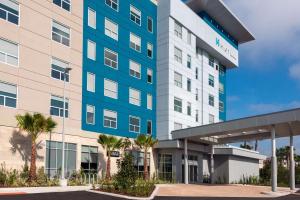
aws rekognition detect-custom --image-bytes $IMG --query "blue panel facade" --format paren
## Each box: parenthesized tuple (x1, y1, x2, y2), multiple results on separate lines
(82, 0, 157, 138)
(219, 66, 227, 121)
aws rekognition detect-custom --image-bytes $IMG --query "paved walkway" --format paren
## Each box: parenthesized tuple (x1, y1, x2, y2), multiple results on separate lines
(156, 184, 294, 198)
(0, 186, 91, 195)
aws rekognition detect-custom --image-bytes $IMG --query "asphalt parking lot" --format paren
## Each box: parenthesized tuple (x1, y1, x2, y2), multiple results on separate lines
(0, 191, 299, 200)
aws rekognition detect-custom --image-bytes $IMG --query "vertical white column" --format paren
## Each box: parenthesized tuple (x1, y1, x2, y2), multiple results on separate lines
(271, 126, 277, 192)
(184, 139, 189, 184)
(210, 145, 214, 184)
(290, 133, 295, 191)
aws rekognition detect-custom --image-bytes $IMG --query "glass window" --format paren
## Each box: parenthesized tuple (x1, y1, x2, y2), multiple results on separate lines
(52, 21, 70, 46)
(174, 97, 182, 113)
(87, 40, 96, 60)
(196, 110, 199, 122)
(147, 94, 152, 110)
(130, 33, 141, 52)
(187, 31, 191, 45)
(174, 122, 182, 130)
(158, 154, 172, 181)
(209, 94, 214, 107)
(105, 18, 118, 41)
(174, 72, 182, 88)
(209, 56, 214, 67)
(129, 116, 140, 133)
(87, 72, 95, 92)
(187, 55, 191, 68)
(147, 43, 153, 58)
(129, 60, 141, 79)
(195, 88, 199, 101)
(187, 78, 191, 92)
(130, 5, 141, 26)
(51, 58, 69, 82)
(86, 105, 95, 125)
(129, 88, 141, 106)
(53, 0, 70, 11)
(147, 17, 153, 33)
(174, 21, 182, 38)
(174, 47, 182, 63)
(0, 81, 17, 108)
(0, 0, 19, 25)
(209, 114, 215, 124)
(147, 68, 153, 84)
(104, 48, 118, 69)
(105, 0, 118, 11)
(219, 83, 224, 94)
(50, 95, 69, 118)
(81, 145, 98, 176)
(195, 67, 198, 79)
(88, 8, 96, 29)
(0, 38, 18, 66)
(209, 74, 214, 87)
(219, 101, 224, 112)
(187, 102, 191, 116)
(104, 79, 118, 99)
(132, 151, 150, 177)
(147, 120, 152, 135)
(104, 109, 117, 129)
(45, 141, 76, 178)
(219, 65, 226, 76)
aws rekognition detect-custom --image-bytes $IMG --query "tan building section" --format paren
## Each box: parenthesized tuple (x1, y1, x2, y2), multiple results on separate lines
(0, 0, 155, 178)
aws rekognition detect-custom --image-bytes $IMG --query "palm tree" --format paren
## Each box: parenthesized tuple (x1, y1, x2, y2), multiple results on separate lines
(134, 134, 158, 180)
(16, 113, 57, 182)
(98, 134, 123, 180)
(122, 137, 132, 152)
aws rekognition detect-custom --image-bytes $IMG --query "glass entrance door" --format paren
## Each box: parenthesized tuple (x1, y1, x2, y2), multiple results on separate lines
(182, 164, 198, 183)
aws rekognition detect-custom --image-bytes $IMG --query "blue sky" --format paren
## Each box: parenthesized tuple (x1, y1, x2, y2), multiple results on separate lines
(223, 0, 300, 155)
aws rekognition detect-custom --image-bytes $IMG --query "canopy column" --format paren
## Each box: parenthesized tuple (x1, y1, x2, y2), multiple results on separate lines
(184, 138, 189, 184)
(271, 125, 277, 192)
(289, 132, 295, 191)
(210, 145, 214, 183)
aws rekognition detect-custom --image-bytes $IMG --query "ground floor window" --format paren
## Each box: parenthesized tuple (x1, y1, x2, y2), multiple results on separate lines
(81, 145, 98, 175)
(158, 154, 173, 181)
(132, 151, 150, 177)
(45, 141, 76, 178)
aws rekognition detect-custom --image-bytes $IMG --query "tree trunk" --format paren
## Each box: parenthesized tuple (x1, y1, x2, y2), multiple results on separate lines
(106, 154, 111, 180)
(143, 149, 149, 180)
(29, 139, 37, 182)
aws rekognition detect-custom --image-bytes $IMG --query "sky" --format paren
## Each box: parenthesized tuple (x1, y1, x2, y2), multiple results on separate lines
(223, 0, 300, 155)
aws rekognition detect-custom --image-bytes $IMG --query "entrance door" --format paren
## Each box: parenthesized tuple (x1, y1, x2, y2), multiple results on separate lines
(182, 164, 198, 183)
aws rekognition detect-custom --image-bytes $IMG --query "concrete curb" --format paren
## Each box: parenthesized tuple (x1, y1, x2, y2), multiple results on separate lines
(0, 186, 92, 194)
(88, 185, 160, 200)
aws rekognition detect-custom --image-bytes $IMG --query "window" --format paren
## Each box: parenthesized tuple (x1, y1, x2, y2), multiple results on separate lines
(104, 109, 117, 129)
(209, 94, 214, 107)
(174, 47, 182, 63)
(0, 0, 19, 25)
(187, 102, 191, 116)
(53, 0, 70, 11)
(196, 110, 199, 122)
(195, 68, 198, 79)
(51, 58, 69, 82)
(195, 88, 199, 101)
(147, 43, 153, 58)
(132, 151, 150, 177)
(129, 60, 141, 79)
(45, 141, 76, 178)
(209, 56, 214, 67)
(106, 0, 118, 11)
(158, 154, 172, 181)
(147, 94, 152, 110)
(187, 78, 191, 92)
(187, 55, 191, 68)
(105, 18, 118, 40)
(174, 21, 182, 38)
(209, 74, 214, 87)
(52, 21, 70, 46)
(104, 79, 118, 99)
(87, 72, 95, 92)
(130, 33, 141, 52)
(129, 116, 140, 133)
(86, 105, 95, 125)
(147, 120, 152, 135)
(0, 38, 18, 66)
(130, 5, 141, 26)
(0, 81, 17, 108)
(187, 31, 191, 45)
(129, 88, 141, 106)
(81, 146, 98, 175)
(219, 101, 224, 112)
(219, 65, 226, 76)
(174, 122, 182, 130)
(174, 97, 182, 113)
(87, 40, 96, 60)
(50, 95, 68, 117)
(219, 83, 224, 94)
(209, 114, 215, 124)
(88, 8, 96, 29)
(104, 48, 118, 69)
(174, 72, 182, 88)
(147, 17, 153, 33)
(147, 68, 153, 84)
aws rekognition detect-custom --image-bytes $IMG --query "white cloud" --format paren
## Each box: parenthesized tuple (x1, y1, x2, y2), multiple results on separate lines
(227, 95, 240, 102)
(289, 63, 300, 80)
(248, 101, 300, 114)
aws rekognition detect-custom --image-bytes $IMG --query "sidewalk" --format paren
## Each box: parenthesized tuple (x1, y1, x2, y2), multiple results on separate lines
(0, 186, 92, 195)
